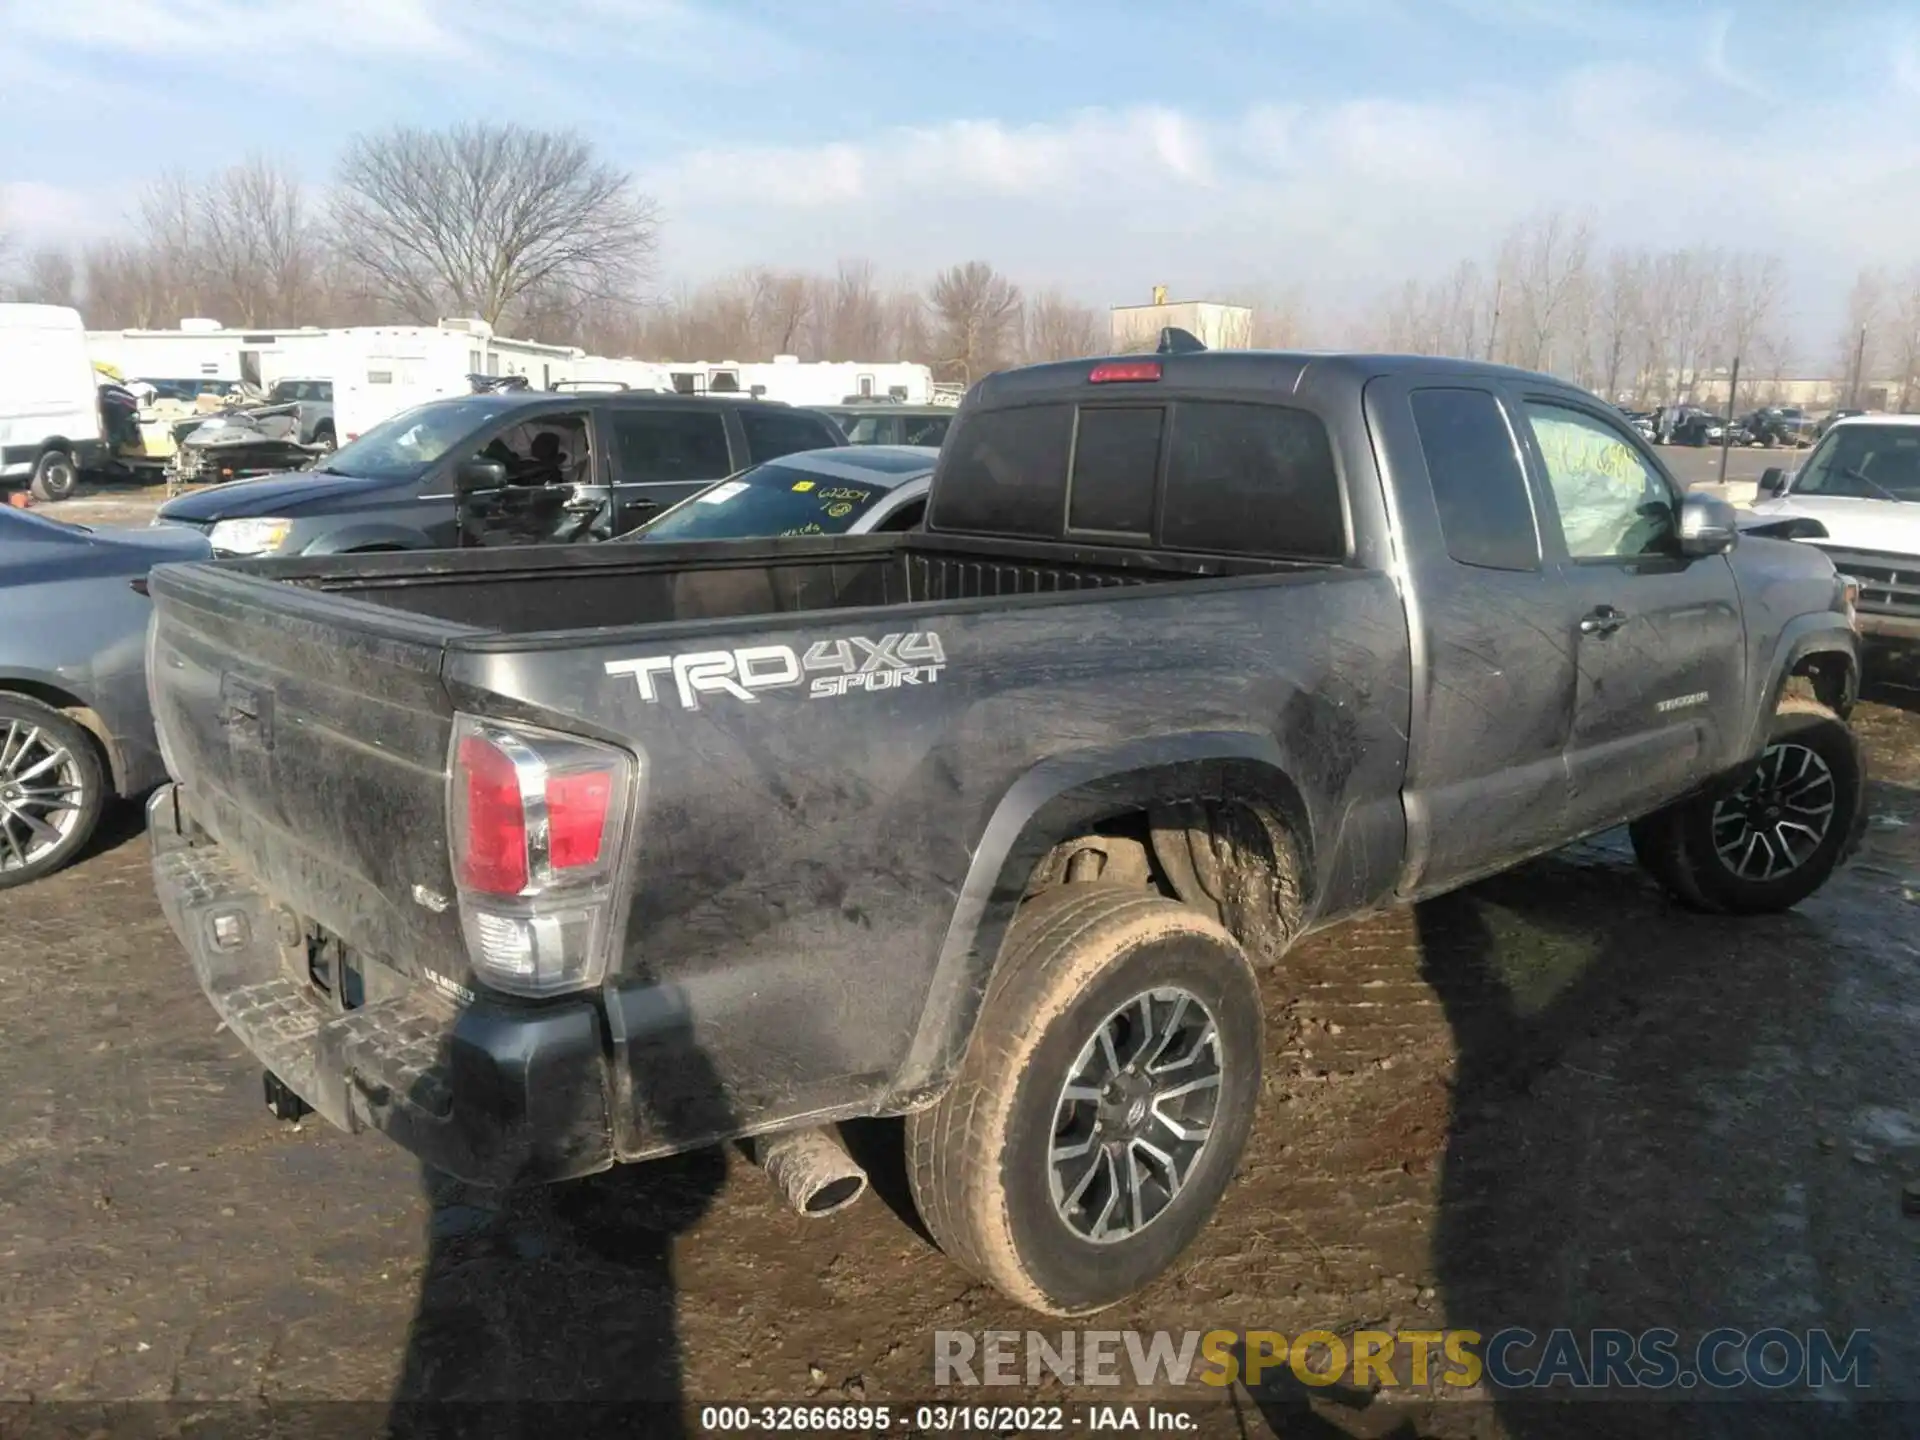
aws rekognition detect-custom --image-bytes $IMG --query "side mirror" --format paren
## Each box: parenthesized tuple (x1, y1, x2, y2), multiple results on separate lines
(455, 458, 507, 494)
(1758, 466, 1788, 496)
(1678, 493, 1739, 557)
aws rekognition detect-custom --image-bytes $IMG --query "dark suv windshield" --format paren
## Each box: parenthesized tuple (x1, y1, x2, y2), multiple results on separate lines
(1792, 425, 1920, 502)
(629, 460, 895, 541)
(313, 397, 516, 481)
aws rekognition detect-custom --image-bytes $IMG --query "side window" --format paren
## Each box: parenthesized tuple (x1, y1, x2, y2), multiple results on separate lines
(1161, 401, 1344, 560)
(739, 406, 839, 464)
(1524, 402, 1676, 560)
(1409, 388, 1539, 571)
(610, 410, 732, 485)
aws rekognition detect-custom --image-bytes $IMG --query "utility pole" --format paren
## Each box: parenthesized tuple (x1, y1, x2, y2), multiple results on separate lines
(1847, 324, 1867, 408)
(1717, 354, 1740, 489)
(1484, 278, 1502, 363)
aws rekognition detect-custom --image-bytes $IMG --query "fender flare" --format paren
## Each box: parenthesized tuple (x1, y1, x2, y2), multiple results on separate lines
(298, 524, 431, 555)
(886, 730, 1316, 1105)
(1748, 614, 1858, 753)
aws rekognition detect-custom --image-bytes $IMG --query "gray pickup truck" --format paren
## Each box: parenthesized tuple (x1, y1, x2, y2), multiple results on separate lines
(145, 350, 1863, 1315)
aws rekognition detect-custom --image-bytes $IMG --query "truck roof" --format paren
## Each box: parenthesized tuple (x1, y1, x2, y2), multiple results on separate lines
(970, 350, 1581, 407)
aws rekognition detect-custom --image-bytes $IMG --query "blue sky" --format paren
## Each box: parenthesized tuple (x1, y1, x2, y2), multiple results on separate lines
(4, 0, 1919, 356)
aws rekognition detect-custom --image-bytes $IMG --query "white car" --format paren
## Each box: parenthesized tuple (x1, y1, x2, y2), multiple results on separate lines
(1744, 414, 1920, 661)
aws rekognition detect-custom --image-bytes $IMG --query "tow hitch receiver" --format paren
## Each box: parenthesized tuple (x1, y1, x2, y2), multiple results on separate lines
(264, 1069, 313, 1123)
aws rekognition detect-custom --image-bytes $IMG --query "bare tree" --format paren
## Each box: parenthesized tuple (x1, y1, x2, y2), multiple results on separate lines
(332, 122, 658, 331)
(1504, 210, 1595, 373)
(197, 158, 325, 326)
(927, 261, 1022, 383)
(806, 260, 890, 360)
(15, 248, 78, 308)
(1835, 268, 1890, 407)
(1712, 252, 1786, 411)
(1022, 290, 1103, 362)
(1593, 249, 1648, 402)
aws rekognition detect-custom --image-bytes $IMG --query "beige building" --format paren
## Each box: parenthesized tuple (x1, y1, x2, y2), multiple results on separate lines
(1109, 297, 1253, 353)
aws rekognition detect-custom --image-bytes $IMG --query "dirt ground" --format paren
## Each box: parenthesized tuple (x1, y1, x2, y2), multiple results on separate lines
(4, 472, 1917, 1440)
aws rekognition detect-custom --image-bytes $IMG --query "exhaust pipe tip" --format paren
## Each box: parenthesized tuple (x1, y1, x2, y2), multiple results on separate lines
(755, 1126, 869, 1218)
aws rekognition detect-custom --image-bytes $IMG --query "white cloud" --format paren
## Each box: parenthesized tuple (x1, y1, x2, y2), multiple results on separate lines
(0, 182, 110, 245)
(635, 58, 1920, 356)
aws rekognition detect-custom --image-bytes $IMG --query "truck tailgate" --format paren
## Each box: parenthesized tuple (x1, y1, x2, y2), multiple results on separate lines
(147, 562, 473, 983)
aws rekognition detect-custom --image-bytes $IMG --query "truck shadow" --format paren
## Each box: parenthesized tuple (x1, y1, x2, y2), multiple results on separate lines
(1242, 783, 1920, 1439)
(386, 980, 731, 1438)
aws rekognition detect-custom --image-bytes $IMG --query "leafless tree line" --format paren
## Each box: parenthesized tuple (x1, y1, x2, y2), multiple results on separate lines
(0, 123, 661, 342)
(1364, 210, 1805, 408)
(0, 126, 1108, 377)
(10, 146, 1918, 401)
(1833, 266, 1920, 412)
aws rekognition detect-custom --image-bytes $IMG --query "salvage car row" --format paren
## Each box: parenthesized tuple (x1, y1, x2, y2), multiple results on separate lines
(0, 338, 1891, 1318)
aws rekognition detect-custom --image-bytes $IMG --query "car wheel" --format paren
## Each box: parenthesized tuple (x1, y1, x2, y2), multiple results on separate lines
(1635, 699, 1862, 915)
(312, 425, 336, 454)
(907, 883, 1263, 1315)
(28, 449, 78, 502)
(0, 695, 108, 888)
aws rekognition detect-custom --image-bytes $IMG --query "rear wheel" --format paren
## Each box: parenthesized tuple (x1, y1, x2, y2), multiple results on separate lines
(0, 696, 107, 888)
(907, 883, 1263, 1315)
(28, 449, 77, 502)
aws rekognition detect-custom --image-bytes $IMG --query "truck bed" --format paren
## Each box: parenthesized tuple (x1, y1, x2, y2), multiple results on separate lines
(146, 530, 1398, 1163)
(240, 531, 1298, 636)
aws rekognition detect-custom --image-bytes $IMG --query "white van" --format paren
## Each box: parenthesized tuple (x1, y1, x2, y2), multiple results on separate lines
(0, 304, 102, 500)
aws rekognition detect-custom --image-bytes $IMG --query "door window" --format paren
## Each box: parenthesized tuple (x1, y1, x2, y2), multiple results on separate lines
(738, 406, 839, 463)
(610, 409, 733, 485)
(460, 412, 593, 545)
(1525, 402, 1676, 560)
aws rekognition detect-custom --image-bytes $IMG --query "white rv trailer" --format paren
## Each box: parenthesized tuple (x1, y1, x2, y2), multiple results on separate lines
(85, 319, 334, 391)
(659, 356, 934, 406)
(319, 320, 584, 440)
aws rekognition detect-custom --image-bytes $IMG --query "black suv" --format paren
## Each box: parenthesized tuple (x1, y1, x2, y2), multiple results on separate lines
(153, 391, 846, 557)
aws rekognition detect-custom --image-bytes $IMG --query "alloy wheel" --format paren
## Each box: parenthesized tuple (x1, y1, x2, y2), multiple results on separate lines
(1049, 987, 1224, 1244)
(0, 720, 86, 873)
(1710, 740, 1835, 882)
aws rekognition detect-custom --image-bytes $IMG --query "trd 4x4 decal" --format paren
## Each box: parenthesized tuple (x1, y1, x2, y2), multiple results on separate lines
(606, 632, 947, 710)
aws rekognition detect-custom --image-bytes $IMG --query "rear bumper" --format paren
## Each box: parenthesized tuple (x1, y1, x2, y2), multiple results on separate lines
(148, 784, 617, 1186)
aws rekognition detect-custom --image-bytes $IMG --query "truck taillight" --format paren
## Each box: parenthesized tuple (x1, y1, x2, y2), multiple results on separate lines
(447, 715, 636, 997)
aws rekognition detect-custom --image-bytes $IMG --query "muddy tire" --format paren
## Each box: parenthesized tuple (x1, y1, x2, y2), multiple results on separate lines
(906, 883, 1262, 1315)
(1633, 699, 1862, 915)
(1628, 808, 1708, 909)
(0, 695, 107, 888)
(28, 449, 77, 503)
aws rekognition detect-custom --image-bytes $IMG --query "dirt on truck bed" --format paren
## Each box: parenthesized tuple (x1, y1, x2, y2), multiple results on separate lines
(2, 687, 1917, 1439)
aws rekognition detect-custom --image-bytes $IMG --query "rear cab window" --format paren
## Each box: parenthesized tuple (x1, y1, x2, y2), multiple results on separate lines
(933, 397, 1345, 561)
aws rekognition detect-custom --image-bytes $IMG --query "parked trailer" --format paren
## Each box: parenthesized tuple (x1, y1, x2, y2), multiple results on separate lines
(85, 320, 333, 391)
(324, 321, 584, 441)
(659, 356, 934, 406)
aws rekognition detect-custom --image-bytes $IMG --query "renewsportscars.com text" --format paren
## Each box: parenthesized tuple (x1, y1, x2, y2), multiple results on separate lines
(934, 1327, 1873, 1393)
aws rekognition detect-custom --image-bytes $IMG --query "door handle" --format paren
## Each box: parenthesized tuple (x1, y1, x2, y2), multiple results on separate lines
(1579, 605, 1629, 637)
